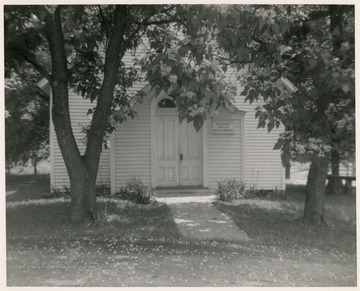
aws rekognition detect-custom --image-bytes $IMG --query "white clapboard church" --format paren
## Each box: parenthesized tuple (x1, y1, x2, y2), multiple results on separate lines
(39, 48, 289, 194)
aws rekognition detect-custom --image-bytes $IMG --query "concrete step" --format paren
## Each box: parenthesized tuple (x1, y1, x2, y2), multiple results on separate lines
(154, 187, 215, 197)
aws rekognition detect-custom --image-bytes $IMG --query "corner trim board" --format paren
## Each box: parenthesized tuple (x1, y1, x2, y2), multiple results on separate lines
(110, 131, 116, 194)
(49, 90, 55, 190)
(202, 120, 208, 187)
(240, 111, 246, 184)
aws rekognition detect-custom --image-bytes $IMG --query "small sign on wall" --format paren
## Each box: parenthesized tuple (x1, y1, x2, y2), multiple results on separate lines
(213, 121, 234, 134)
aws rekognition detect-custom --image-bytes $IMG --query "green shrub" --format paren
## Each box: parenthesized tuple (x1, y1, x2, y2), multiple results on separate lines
(244, 187, 286, 200)
(216, 178, 246, 202)
(41, 185, 71, 199)
(118, 177, 154, 204)
(43, 181, 111, 199)
(245, 189, 271, 199)
(95, 181, 111, 197)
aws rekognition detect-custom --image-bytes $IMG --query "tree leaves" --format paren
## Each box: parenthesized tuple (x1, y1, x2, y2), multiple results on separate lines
(5, 4, 354, 167)
(258, 17, 266, 31)
(5, 69, 50, 168)
(267, 119, 275, 133)
(140, 22, 238, 131)
(273, 138, 284, 150)
(224, 5, 354, 165)
(341, 84, 350, 94)
(272, 22, 280, 36)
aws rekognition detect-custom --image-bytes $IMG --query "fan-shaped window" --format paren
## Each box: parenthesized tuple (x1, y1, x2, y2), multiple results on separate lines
(157, 98, 176, 108)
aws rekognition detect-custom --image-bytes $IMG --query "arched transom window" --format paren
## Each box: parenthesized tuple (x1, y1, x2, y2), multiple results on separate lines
(157, 97, 176, 108)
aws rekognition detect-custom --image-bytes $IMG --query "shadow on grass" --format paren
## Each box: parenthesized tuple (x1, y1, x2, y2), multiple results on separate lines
(6, 174, 50, 202)
(6, 174, 183, 243)
(285, 184, 307, 201)
(7, 198, 182, 243)
(213, 195, 356, 255)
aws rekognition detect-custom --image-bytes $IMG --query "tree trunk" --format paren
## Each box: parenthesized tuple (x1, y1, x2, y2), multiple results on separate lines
(326, 149, 343, 194)
(285, 164, 291, 180)
(303, 156, 330, 224)
(33, 156, 37, 175)
(45, 7, 97, 223)
(69, 167, 97, 223)
(6, 162, 11, 175)
(44, 6, 128, 223)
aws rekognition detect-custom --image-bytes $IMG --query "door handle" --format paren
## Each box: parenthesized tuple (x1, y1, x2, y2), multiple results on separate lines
(180, 153, 183, 161)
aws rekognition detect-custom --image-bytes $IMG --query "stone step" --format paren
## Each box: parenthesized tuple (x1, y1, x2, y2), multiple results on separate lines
(154, 187, 215, 197)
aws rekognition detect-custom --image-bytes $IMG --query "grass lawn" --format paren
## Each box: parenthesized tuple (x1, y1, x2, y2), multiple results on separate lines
(6, 175, 357, 287)
(214, 184, 356, 253)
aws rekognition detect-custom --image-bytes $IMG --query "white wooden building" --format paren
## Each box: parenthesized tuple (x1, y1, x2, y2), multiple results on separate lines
(40, 51, 286, 194)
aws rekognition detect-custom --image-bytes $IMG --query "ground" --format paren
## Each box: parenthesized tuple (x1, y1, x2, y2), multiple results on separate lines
(5, 174, 357, 287)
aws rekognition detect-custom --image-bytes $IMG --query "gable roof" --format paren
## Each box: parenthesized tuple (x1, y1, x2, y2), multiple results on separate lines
(37, 78, 51, 94)
(280, 77, 297, 93)
(38, 74, 296, 117)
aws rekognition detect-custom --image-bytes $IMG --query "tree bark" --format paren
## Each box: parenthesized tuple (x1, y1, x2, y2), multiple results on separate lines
(45, 7, 97, 223)
(326, 6, 345, 195)
(329, 5, 344, 52)
(303, 156, 330, 224)
(33, 156, 37, 175)
(84, 6, 128, 163)
(69, 165, 97, 222)
(44, 6, 129, 223)
(6, 162, 11, 175)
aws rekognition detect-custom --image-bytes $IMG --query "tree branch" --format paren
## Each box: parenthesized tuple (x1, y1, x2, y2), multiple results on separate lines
(214, 54, 243, 66)
(84, 5, 129, 165)
(123, 24, 145, 50)
(33, 86, 50, 103)
(135, 18, 180, 26)
(251, 35, 266, 45)
(23, 54, 52, 82)
(45, 5, 84, 179)
(98, 5, 110, 49)
(158, 5, 177, 16)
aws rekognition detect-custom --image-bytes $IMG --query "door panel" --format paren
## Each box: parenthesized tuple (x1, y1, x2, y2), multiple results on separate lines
(179, 121, 203, 186)
(156, 117, 179, 186)
(156, 116, 203, 187)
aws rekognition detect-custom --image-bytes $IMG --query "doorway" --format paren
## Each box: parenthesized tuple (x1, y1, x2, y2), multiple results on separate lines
(154, 98, 203, 187)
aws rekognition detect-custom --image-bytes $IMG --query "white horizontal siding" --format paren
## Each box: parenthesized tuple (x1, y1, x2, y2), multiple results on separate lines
(51, 47, 286, 191)
(114, 96, 151, 191)
(51, 45, 148, 190)
(207, 107, 242, 189)
(339, 162, 356, 176)
(242, 105, 284, 190)
(122, 45, 148, 99)
(227, 69, 285, 190)
(112, 45, 151, 191)
(52, 90, 110, 189)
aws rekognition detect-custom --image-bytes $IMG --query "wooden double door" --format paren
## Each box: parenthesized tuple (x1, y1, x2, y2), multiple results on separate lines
(156, 115, 203, 187)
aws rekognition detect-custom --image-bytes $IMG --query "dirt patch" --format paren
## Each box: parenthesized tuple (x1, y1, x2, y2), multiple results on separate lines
(7, 237, 356, 287)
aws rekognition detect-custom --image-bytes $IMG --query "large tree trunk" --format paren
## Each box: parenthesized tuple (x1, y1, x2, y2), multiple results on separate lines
(45, 7, 97, 223)
(325, 6, 346, 196)
(303, 156, 330, 224)
(69, 166, 97, 222)
(45, 6, 128, 223)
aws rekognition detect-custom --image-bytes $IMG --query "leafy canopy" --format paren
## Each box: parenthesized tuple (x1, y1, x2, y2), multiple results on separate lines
(5, 5, 355, 164)
(5, 5, 237, 134)
(212, 5, 354, 166)
(5, 66, 49, 168)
